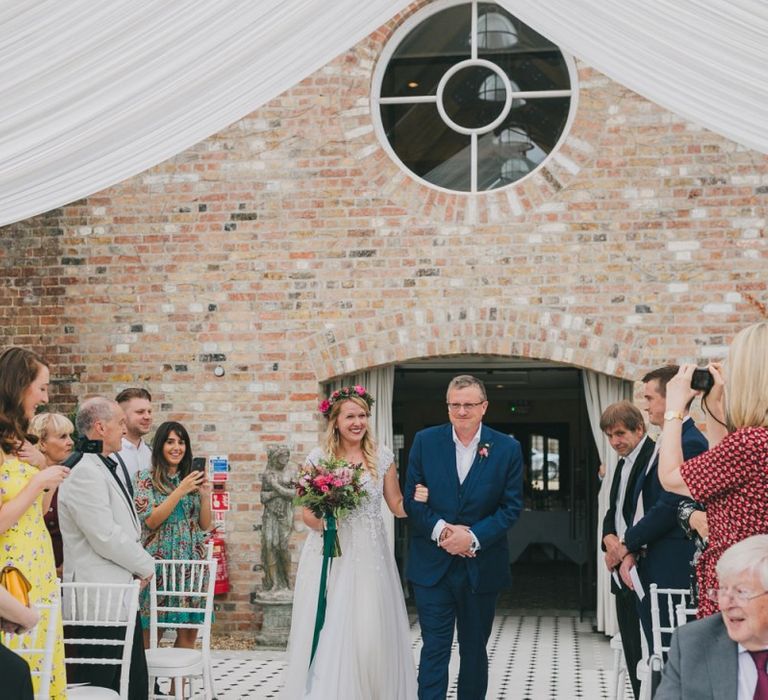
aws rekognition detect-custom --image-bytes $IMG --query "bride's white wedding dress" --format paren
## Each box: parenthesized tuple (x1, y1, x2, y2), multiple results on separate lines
(280, 445, 417, 699)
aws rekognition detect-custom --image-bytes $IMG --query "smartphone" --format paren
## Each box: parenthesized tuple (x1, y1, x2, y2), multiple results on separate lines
(192, 457, 207, 473)
(691, 368, 714, 394)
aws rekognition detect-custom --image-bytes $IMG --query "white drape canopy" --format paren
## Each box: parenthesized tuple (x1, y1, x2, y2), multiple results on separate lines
(1, 0, 767, 226)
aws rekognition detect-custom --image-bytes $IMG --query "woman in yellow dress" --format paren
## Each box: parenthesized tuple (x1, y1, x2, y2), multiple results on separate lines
(0, 347, 70, 699)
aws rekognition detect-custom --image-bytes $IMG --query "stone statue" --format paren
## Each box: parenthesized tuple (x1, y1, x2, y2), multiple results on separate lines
(260, 444, 295, 592)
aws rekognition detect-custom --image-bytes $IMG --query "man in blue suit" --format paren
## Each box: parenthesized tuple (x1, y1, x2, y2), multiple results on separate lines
(404, 375, 523, 700)
(619, 365, 708, 650)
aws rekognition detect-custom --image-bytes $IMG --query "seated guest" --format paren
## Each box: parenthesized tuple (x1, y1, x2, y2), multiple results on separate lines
(58, 397, 155, 700)
(0, 583, 40, 700)
(656, 534, 768, 699)
(28, 412, 75, 576)
(659, 321, 768, 618)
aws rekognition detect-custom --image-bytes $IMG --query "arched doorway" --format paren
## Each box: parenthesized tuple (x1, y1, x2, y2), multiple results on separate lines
(390, 355, 602, 614)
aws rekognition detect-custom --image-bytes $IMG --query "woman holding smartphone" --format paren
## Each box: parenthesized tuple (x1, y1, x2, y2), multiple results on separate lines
(134, 421, 212, 649)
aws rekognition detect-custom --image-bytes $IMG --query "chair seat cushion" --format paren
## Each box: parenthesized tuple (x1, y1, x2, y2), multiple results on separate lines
(145, 647, 203, 673)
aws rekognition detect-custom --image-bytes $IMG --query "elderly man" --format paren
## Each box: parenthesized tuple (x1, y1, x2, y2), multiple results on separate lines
(58, 396, 154, 700)
(656, 534, 768, 699)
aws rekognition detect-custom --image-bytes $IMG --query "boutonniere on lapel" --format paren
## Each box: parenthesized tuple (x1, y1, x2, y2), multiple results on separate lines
(478, 443, 491, 461)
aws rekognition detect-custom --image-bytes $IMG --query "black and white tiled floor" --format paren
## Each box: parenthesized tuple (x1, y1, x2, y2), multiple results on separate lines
(210, 614, 625, 699)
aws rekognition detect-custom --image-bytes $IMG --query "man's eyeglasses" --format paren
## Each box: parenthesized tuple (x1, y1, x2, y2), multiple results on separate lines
(706, 587, 768, 605)
(446, 402, 486, 412)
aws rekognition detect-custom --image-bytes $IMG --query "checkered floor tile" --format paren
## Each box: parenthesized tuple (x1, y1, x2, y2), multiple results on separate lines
(209, 614, 629, 699)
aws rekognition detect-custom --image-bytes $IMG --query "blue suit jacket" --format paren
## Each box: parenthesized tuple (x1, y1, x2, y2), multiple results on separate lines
(404, 424, 523, 593)
(623, 419, 708, 589)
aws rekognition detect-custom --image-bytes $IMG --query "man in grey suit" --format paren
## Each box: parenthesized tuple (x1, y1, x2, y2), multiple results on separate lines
(656, 534, 768, 700)
(59, 397, 155, 700)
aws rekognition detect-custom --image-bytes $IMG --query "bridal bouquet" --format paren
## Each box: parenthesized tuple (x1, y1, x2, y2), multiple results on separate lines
(294, 456, 368, 554)
(294, 456, 368, 664)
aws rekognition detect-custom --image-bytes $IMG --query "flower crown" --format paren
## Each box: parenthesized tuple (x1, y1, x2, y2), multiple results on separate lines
(319, 385, 375, 418)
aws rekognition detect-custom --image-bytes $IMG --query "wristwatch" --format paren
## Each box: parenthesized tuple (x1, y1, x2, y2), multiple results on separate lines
(664, 410, 684, 421)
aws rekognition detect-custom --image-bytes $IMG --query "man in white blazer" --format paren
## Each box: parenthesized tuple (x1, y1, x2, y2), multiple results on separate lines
(59, 396, 155, 700)
(655, 534, 768, 700)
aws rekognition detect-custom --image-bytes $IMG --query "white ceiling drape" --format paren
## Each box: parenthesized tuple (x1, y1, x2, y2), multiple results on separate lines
(1, 0, 767, 227)
(499, 0, 768, 157)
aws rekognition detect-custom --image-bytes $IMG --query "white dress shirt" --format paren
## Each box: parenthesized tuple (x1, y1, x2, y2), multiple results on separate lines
(113, 436, 152, 489)
(738, 644, 763, 700)
(431, 424, 483, 550)
(615, 434, 649, 539)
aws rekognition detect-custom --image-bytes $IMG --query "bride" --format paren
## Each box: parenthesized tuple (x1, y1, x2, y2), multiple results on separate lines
(281, 386, 426, 699)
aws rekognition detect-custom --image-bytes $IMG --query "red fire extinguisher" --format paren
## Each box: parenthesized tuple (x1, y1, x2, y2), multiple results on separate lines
(210, 531, 230, 595)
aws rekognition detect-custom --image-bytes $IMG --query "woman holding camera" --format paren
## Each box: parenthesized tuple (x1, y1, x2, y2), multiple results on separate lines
(659, 321, 768, 617)
(134, 420, 212, 649)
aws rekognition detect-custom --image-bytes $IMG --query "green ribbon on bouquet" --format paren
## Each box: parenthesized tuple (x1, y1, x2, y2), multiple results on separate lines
(309, 512, 341, 665)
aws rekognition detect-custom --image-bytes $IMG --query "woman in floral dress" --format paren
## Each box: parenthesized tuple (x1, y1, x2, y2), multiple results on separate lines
(134, 420, 212, 650)
(0, 347, 70, 699)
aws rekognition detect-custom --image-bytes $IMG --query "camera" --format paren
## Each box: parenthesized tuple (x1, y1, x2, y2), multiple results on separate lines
(691, 368, 714, 394)
(61, 437, 103, 469)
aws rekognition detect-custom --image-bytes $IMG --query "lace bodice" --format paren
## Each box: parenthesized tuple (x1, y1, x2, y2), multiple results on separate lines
(305, 445, 394, 524)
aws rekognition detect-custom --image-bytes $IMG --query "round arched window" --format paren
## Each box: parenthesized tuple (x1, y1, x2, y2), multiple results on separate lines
(372, 1, 577, 194)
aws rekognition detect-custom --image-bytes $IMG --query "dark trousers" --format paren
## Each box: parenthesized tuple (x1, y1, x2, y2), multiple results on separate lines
(413, 558, 498, 700)
(615, 587, 643, 699)
(0, 642, 33, 700)
(67, 613, 148, 700)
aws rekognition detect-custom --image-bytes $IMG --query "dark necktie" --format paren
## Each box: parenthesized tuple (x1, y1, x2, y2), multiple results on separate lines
(749, 649, 768, 700)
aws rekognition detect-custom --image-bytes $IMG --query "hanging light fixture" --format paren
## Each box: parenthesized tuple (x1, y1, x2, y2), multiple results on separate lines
(477, 11, 518, 50)
(497, 126, 532, 152)
(478, 76, 525, 108)
(500, 156, 530, 182)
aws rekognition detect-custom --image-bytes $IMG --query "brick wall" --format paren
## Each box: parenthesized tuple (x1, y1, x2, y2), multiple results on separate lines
(2, 3, 767, 632)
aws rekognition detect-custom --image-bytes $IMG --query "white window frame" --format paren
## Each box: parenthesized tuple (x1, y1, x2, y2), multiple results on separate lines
(371, 0, 580, 195)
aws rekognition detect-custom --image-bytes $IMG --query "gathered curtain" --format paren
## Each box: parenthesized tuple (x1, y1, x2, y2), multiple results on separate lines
(582, 370, 634, 637)
(1, 0, 767, 226)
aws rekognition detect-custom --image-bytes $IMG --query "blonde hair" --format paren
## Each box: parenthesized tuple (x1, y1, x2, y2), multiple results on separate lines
(726, 321, 768, 430)
(28, 412, 75, 443)
(322, 395, 377, 477)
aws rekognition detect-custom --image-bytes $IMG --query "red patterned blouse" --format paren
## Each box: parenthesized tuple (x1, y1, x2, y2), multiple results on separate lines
(680, 426, 768, 617)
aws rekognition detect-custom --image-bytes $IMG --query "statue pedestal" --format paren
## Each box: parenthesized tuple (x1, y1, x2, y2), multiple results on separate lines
(252, 589, 293, 648)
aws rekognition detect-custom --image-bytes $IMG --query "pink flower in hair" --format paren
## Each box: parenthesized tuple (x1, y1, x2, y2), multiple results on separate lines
(354, 385, 366, 396)
(319, 399, 331, 415)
